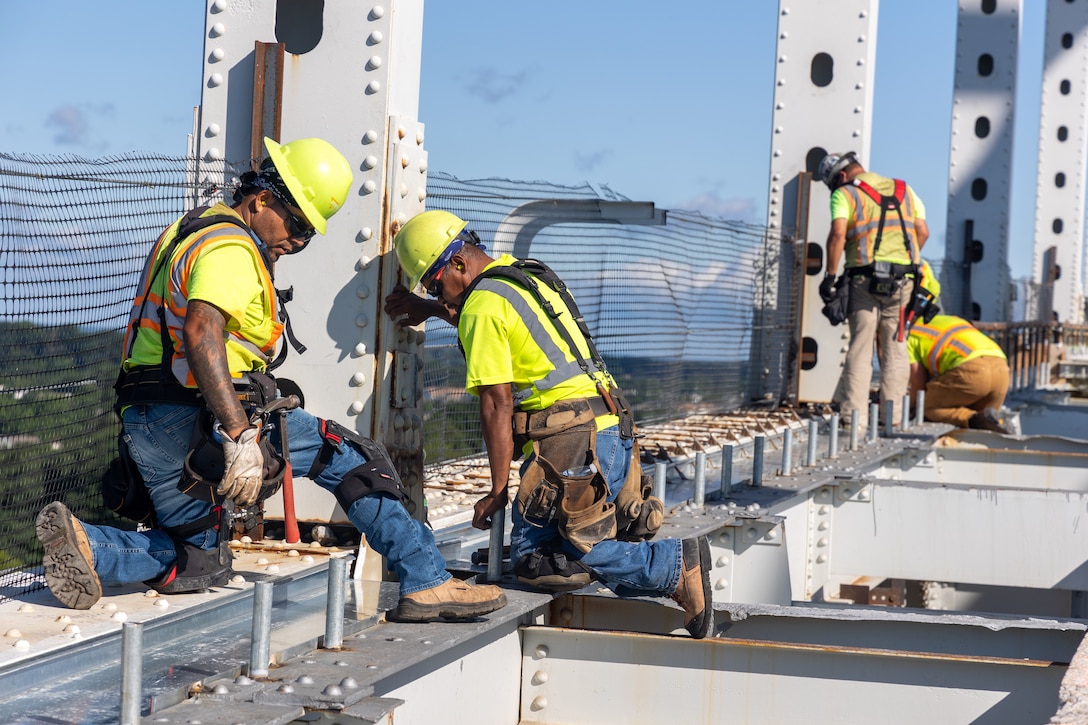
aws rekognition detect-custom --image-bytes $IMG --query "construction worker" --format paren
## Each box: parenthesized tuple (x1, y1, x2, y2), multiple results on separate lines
(908, 313, 1011, 433)
(385, 210, 714, 639)
(819, 151, 929, 431)
(35, 138, 506, 622)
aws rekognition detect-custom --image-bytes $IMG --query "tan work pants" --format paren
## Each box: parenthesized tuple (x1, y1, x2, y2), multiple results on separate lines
(924, 355, 1009, 427)
(838, 277, 912, 429)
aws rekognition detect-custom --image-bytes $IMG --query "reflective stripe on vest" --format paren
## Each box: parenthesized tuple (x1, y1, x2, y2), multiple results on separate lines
(125, 220, 280, 386)
(841, 179, 920, 267)
(912, 322, 976, 374)
(473, 277, 601, 405)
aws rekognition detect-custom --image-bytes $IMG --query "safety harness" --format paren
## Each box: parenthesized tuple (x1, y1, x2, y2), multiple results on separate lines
(113, 207, 306, 412)
(461, 259, 662, 549)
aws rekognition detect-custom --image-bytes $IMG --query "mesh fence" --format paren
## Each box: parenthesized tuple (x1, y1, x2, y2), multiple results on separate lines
(0, 154, 796, 601)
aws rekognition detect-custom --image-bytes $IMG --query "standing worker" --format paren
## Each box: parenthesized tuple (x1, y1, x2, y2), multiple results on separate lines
(818, 151, 929, 431)
(385, 210, 715, 639)
(35, 138, 507, 623)
(908, 314, 1011, 433)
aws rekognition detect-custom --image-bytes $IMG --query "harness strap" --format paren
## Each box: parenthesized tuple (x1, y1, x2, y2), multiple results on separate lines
(852, 178, 914, 260)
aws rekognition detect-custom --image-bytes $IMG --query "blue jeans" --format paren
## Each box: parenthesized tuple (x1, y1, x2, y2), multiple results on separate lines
(510, 426, 682, 597)
(79, 404, 449, 595)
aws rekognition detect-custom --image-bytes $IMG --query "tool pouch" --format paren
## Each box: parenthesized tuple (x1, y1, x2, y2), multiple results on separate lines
(869, 261, 900, 297)
(613, 438, 664, 541)
(546, 457, 617, 554)
(100, 430, 157, 526)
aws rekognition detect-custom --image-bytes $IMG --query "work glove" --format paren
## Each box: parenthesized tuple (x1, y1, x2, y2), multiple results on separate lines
(819, 275, 837, 303)
(218, 425, 264, 506)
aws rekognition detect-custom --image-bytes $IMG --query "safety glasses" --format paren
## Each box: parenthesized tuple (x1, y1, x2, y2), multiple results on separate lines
(425, 263, 448, 299)
(270, 189, 316, 246)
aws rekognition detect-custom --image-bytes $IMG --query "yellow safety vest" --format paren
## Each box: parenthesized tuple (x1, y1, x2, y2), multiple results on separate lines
(908, 315, 1006, 375)
(121, 204, 282, 386)
(839, 173, 921, 268)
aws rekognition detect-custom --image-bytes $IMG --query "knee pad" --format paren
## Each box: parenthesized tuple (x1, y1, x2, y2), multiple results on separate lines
(145, 539, 232, 594)
(311, 419, 410, 512)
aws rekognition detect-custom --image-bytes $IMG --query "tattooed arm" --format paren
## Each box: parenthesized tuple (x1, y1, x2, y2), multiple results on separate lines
(184, 299, 250, 439)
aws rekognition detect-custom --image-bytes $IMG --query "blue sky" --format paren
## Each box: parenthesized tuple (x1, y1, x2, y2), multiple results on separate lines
(0, 2, 1046, 275)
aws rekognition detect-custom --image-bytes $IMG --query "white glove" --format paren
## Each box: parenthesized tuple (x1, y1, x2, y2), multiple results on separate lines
(218, 426, 264, 505)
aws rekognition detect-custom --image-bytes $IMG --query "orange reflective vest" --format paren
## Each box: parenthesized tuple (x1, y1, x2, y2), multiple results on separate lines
(908, 315, 1006, 376)
(121, 204, 282, 386)
(839, 173, 921, 268)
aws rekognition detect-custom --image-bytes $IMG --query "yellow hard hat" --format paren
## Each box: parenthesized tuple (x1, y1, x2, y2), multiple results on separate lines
(394, 210, 469, 289)
(264, 137, 353, 235)
(918, 259, 941, 299)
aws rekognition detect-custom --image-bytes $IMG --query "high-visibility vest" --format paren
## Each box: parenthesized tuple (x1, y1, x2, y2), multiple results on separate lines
(121, 204, 282, 386)
(838, 173, 922, 268)
(908, 314, 1006, 375)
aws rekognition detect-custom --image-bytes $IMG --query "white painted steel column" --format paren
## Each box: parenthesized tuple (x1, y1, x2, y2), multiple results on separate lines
(193, 1, 431, 524)
(1032, 0, 1088, 324)
(768, 0, 878, 404)
(942, 0, 1021, 322)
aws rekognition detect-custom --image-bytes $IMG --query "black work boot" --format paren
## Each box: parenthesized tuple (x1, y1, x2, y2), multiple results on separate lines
(968, 408, 1010, 434)
(514, 550, 595, 592)
(391, 577, 508, 622)
(36, 502, 102, 610)
(671, 537, 713, 639)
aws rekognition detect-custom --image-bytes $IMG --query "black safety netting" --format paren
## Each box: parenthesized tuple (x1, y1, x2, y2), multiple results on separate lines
(0, 156, 798, 601)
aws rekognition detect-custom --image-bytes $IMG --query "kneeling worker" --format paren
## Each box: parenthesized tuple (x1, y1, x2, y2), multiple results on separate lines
(386, 210, 714, 638)
(908, 304, 1011, 433)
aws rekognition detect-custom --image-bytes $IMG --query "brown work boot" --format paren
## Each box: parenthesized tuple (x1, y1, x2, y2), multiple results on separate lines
(671, 537, 713, 639)
(36, 502, 101, 610)
(968, 408, 1010, 434)
(391, 577, 508, 622)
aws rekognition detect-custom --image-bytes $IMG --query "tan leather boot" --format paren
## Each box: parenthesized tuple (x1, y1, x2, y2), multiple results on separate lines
(671, 537, 713, 639)
(392, 577, 508, 622)
(36, 501, 102, 610)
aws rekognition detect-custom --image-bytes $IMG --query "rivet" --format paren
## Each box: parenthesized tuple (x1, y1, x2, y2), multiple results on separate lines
(535, 644, 549, 658)
(364, 130, 379, 143)
(766, 528, 778, 540)
(359, 255, 372, 269)
(368, 55, 383, 69)
(817, 521, 828, 531)
(341, 677, 358, 688)
(278, 684, 294, 693)
(394, 414, 405, 431)
(532, 670, 549, 685)
(361, 227, 373, 240)
(296, 675, 314, 685)
(211, 22, 226, 37)
(356, 284, 370, 299)
(745, 527, 759, 540)
(718, 531, 732, 544)
(213, 684, 230, 694)
(323, 684, 343, 696)
(363, 180, 377, 193)
(209, 73, 224, 87)
(400, 183, 409, 198)
(211, 0, 227, 11)
(372, 6, 385, 19)
(369, 31, 384, 44)
(559, 607, 573, 623)
(363, 155, 378, 169)
(401, 154, 411, 168)
(207, 123, 221, 137)
(350, 401, 364, 415)
(858, 490, 870, 501)
(367, 80, 381, 93)
(355, 314, 368, 328)
(352, 372, 366, 385)
(714, 579, 728, 589)
(816, 554, 828, 563)
(531, 696, 548, 711)
(817, 537, 829, 547)
(353, 343, 367, 356)
(416, 130, 425, 145)
(418, 189, 427, 202)
(210, 48, 225, 62)
(716, 555, 730, 567)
